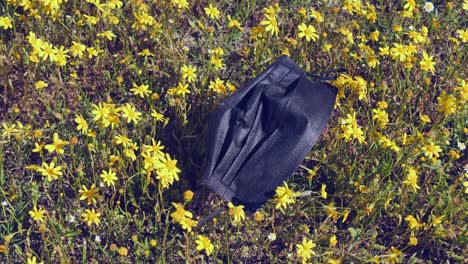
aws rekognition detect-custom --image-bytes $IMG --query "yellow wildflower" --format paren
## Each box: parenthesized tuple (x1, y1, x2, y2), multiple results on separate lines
(74, 114, 89, 134)
(34, 81, 48, 90)
(405, 215, 424, 230)
(260, 14, 279, 36)
(79, 184, 100, 205)
(100, 169, 118, 187)
(38, 161, 63, 181)
(421, 141, 442, 159)
(120, 103, 142, 124)
(419, 51, 436, 74)
(130, 83, 151, 98)
(195, 235, 214, 256)
(298, 23, 319, 42)
(402, 166, 420, 192)
(296, 238, 316, 263)
(29, 206, 47, 222)
(181, 64, 197, 83)
(82, 208, 101, 226)
(228, 202, 245, 224)
(0, 16, 13, 30)
(204, 4, 220, 20)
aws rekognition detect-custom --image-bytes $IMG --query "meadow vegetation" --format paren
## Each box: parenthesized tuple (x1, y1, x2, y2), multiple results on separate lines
(0, 0, 467, 263)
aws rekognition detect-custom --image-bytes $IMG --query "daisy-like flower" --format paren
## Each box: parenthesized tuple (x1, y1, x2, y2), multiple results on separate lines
(204, 4, 220, 20)
(170, 202, 197, 231)
(274, 181, 299, 210)
(181, 64, 197, 83)
(260, 14, 279, 36)
(0, 16, 13, 30)
(405, 215, 424, 230)
(159, 153, 181, 181)
(228, 202, 245, 224)
(298, 23, 319, 42)
(423, 2, 434, 12)
(86, 46, 100, 59)
(179, 217, 197, 232)
(97, 31, 116, 40)
(82, 208, 101, 226)
(39, 42, 57, 62)
(34, 81, 48, 90)
(267, 232, 277, 241)
(456, 29, 468, 43)
(170, 202, 193, 222)
(75, 114, 89, 134)
(142, 138, 165, 157)
(227, 15, 243, 30)
(44, 133, 68, 155)
(437, 92, 457, 116)
(29, 206, 47, 222)
(171, 0, 189, 9)
(54, 46, 69, 67)
(69, 41, 87, 58)
(115, 134, 132, 148)
(130, 83, 151, 98)
(419, 51, 436, 74)
(175, 82, 190, 97)
(209, 78, 226, 94)
(458, 142, 466, 151)
(403, 166, 420, 192)
(38, 161, 63, 181)
(151, 109, 166, 123)
(210, 56, 225, 71)
(79, 184, 100, 205)
(296, 238, 316, 263)
(421, 141, 442, 159)
(100, 169, 118, 186)
(195, 235, 214, 256)
(390, 43, 408, 62)
(120, 103, 142, 124)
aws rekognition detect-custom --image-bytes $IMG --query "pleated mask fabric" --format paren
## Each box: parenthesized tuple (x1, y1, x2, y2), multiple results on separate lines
(201, 55, 338, 212)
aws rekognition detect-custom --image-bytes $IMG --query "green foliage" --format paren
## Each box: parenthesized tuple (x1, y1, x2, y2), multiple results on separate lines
(0, 0, 467, 263)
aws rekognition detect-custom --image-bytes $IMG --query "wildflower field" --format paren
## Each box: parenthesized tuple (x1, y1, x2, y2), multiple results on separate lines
(0, 0, 467, 263)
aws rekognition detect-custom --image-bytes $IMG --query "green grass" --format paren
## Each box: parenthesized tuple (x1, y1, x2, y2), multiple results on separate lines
(0, 0, 467, 263)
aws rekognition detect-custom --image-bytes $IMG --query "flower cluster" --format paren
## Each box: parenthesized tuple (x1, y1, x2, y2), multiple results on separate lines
(170, 203, 197, 232)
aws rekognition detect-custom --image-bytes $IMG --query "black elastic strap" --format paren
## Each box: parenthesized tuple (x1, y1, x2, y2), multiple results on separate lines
(196, 206, 227, 228)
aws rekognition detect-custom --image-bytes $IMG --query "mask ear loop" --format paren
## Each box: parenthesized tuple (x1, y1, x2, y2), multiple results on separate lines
(191, 185, 227, 229)
(306, 68, 346, 81)
(196, 206, 227, 228)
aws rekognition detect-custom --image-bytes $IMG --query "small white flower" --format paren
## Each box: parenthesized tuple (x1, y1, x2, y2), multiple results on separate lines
(267, 232, 276, 241)
(95, 235, 101, 242)
(423, 2, 435, 12)
(458, 142, 466, 151)
(408, 25, 414, 30)
(67, 214, 76, 223)
(1, 200, 7, 206)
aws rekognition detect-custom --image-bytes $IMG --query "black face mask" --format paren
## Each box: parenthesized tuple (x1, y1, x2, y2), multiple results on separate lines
(200, 55, 338, 213)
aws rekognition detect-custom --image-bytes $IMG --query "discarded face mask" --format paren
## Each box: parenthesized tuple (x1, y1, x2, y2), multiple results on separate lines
(201, 55, 339, 213)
